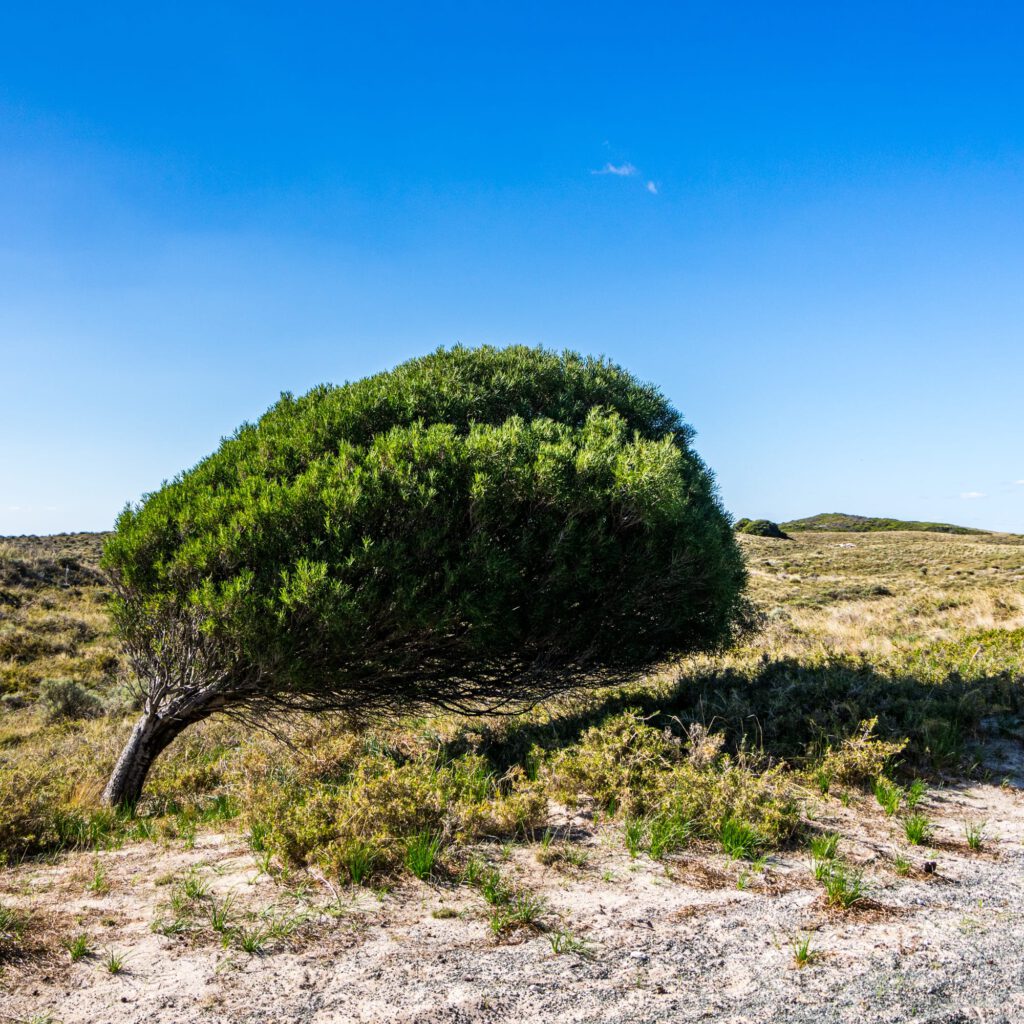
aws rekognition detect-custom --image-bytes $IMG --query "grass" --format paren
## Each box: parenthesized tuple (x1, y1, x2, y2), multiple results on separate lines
(548, 929, 594, 958)
(902, 814, 934, 846)
(647, 808, 694, 859)
(86, 859, 109, 895)
(208, 896, 234, 933)
(180, 871, 210, 901)
(62, 933, 94, 961)
(809, 832, 840, 861)
(624, 818, 647, 858)
(102, 948, 128, 974)
(236, 926, 268, 954)
(0, 902, 28, 959)
(964, 821, 987, 851)
(792, 933, 817, 967)
(905, 779, 928, 809)
(874, 777, 903, 817)
(536, 842, 590, 869)
(489, 892, 546, 936)
(818, 861, 868, 909)
(719, 818, 763, 860)
(404, 831, 443, 881)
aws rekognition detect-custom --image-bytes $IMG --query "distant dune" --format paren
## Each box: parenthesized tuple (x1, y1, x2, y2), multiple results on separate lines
(780, 512, 987, 535)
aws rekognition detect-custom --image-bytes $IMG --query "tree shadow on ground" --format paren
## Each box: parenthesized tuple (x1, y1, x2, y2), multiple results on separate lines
(449, 656, 1023, 779)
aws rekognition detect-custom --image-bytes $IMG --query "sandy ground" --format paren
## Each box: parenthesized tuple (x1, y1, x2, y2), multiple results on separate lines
(3, 749, 1024, 1024)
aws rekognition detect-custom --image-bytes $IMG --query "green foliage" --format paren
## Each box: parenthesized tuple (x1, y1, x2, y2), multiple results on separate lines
(489, 891, 546, 936)
(874, 777, 903, 816)
(902, 813, 933, 846)
(623, 817, 647, 858)
(546, 710, 800, 851)
(718, 818, 763, 860)
(964, 821, 986, 851)
(792, 933, 816, 967)
(38, 678, 103, 722)
(549, 929, 594, 958)
(816, 720, 907, 787)
(63, 933, 94, 961)
(236, 927, 268, 954)
(102, 948, 128, 974)
(905, 779, 927, 809)
(809, 832, 839, 861)
(0, 903, 28, 960)
(734, 519, 790, 540)
(782, 513, 985, 535)
(818, 861, 867, 909)
(103, 345, 745, 752)
(238, 745, 546, 884)
(646, 807, 694, 859)
(404, 831, 444, 880)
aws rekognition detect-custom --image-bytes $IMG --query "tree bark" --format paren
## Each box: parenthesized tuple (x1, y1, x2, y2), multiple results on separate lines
(101, 713, 188, 807)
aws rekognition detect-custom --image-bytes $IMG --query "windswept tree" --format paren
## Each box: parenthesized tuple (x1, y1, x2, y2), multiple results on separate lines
(101, 345, 747, 805)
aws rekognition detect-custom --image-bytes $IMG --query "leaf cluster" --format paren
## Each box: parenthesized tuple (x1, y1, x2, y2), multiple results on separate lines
(103, 345, 746, 719)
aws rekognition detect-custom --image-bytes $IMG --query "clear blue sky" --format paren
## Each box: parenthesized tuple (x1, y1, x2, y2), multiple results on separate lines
(2, 2, 1023, 535)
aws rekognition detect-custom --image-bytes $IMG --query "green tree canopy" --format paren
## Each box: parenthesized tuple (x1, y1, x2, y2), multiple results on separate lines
(101, 345, 746, 804)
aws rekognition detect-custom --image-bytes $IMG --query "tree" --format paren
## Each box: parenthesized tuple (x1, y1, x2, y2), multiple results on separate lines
(101, 345, 747, 805)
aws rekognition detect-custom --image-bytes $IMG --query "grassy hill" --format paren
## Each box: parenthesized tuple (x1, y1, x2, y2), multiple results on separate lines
(781, 512, 987, 535)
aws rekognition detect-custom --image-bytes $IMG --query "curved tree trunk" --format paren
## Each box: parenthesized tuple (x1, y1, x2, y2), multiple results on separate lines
(102, 713, 189, 807)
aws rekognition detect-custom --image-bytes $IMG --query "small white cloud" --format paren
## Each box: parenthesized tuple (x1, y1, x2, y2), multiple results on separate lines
(646, 180, 658, 195)
(592, 162, 637, 177)
(960, 491, 986, 500)
(1015, 479, 1024, 486)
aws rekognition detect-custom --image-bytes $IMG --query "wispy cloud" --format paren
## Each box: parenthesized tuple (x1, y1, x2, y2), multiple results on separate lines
(1015, 480, 1024, 486)
(960, 491, 986, 500)
(592, 162, 638, 177)
(645, 180, 658, 195)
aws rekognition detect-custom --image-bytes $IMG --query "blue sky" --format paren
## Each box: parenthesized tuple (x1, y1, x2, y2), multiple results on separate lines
(2, 2, 1023, 535)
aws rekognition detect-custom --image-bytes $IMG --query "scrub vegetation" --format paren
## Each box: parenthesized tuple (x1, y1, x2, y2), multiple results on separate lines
(2, 518, 1023, 1024)
(1, 525, 1021, 883)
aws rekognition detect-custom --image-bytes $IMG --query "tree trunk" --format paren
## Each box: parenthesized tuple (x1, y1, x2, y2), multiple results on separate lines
(101, 713, 187, 807)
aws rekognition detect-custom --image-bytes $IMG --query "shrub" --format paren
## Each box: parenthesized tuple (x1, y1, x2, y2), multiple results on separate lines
(735, 519, 790, 540)
(237, 746, 546, 883)
(99, 345, 746, 804)
(815, 719, 907, 787)
(38, 678, 103, 722)
(546, 710, 799, 850)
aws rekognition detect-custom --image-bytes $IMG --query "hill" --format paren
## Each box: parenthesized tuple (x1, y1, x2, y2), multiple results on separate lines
(781, 512, 987, 535)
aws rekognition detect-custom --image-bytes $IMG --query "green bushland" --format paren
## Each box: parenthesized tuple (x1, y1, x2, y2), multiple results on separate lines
(6, 632, 1018, 872)
(782, 513, 986, 535)
(2, 501, 1022, 886)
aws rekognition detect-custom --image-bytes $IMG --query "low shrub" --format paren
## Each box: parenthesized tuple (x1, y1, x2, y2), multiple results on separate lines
(545, 710, 800, 852)
(237, 748, 546, 883)
(813, 719, 907, 787)
(735, 519, 790, 540)
(38, 678, 103, 722)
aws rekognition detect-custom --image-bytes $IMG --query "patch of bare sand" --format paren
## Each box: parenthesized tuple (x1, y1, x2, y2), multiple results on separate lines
(2, 778, 1023, 1024)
